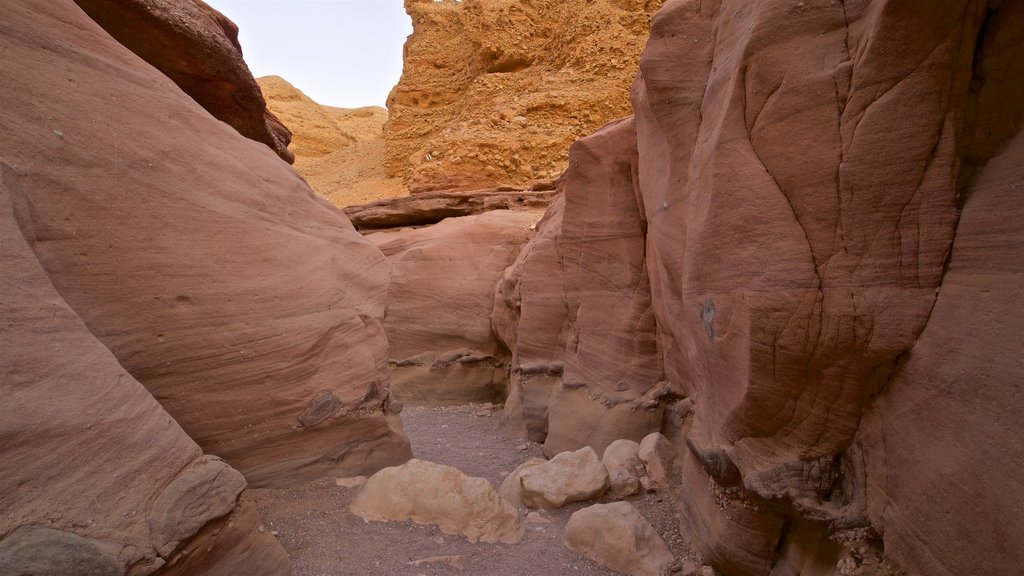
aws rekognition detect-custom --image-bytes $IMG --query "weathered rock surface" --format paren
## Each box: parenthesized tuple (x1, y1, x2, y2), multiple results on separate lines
(602, 439, 645, 499)
(73, 0, 293, 163)
(857, 131, 1024, 576)
(1, 0, 410, 489)
(498, 458, 546, 508)
(370, 211, 540, 405)
(496, 0, 1024, 574)
(258, 75, 408, 206)
(637, 433, 674, 490)
(494, 118, 664, 457)
(350, 459, 524, 544)
(345, 188, 556, 231)
(520, 447, 609, 509)
(384, 0, 665, 192)
(563, 502, 674, 576)
(0, 160, 287, 574)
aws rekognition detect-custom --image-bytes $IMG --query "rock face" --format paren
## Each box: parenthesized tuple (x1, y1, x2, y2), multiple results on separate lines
(563, 502, 674, 576)
(1, 0, 411, 489)
(370, 211, 540, 405)
(495, 118, 664, 457)
(0, 164, 288, 574)
(519, 447, 609, 509)
(350, 459, 524, 544)
(496, 0, 1024, 574)
(384, 0, 665, 192)
(258, 75, 408, 206)
(73, 0, 294, 163)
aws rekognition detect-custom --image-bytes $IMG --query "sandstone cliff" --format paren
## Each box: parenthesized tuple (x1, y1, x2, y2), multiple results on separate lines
(1, 0, 411, 498)
(258, 75, 409, 206)
(384, 0, 665, 193)
(495, 0, 1024, 574)
(73, 0, 294, 163)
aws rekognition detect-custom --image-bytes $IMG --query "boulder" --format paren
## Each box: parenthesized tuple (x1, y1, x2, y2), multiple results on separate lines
(498, 458, 546, 508)
(350, 459, 524, 544)
(0, 152, 287, 573)
(72, 0, 294, 162)
(602, 439, 645, 499)
(638, 433, 675, 490)
(370, 210, 540, 405)
(520, 447, 609, 509)
(385, 0, 666, 192)
(563, 502, 674, 576)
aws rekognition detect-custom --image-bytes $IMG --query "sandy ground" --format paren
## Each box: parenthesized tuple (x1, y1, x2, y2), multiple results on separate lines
(246, 404, 703, 576)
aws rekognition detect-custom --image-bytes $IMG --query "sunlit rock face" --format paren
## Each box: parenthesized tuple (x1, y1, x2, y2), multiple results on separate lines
(2, 0, 411, 490)
(497, 0, 1024, 573)
(384, 0, 665, 193)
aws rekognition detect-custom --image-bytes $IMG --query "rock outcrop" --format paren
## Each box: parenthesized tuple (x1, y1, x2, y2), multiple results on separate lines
(496, 0, 1024, 573)
(73, 0, 294, 163)
(258, 75, 408, 206)
(370, 210, 541, 405)
(0, 163, 288, 574)
(563, 502, 674, 576)
(384, 0, 665, 192)
(351, 459, 524, 544)
(345, 188, 555, 231)
(1, 0, 411, 489)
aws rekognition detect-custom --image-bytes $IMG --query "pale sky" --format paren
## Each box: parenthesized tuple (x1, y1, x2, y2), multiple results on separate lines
(204, 0, 412, 109)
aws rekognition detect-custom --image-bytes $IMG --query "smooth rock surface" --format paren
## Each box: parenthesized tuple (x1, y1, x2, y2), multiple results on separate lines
(563, 502, 674, 576)
(498, 458, 546, 508)
(520, 447, 609, 509)
(371, 210, 541, 405)
(0, 142, 287, 573)
(602, 439, 645, 499)
(1, 0, 411, 489)
(350, 459, 524, 544)
(73, 0, 293, 162)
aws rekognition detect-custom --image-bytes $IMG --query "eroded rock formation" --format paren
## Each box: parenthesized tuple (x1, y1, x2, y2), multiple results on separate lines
(0, 167, 288, 574)
(384, 0, 665, 192)
(73, 0, 294, 163)
(258, 75, 408, 206)
(496, 0, 1024, 573)
(369, 210, 540, 404)
(1, 0, 411, 490)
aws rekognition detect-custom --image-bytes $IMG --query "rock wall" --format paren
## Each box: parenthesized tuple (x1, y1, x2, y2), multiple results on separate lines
(1, 0, 410, 490)
(496, 0, 1024, 573)
(370, 210, 541, 405)
(0, 166, 288, 574)
(73, 0, 294, 163)
(258, 75, 408, 207)
(384, 0, 665, 193)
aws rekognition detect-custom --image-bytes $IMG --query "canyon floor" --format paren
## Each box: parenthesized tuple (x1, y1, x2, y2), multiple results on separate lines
(246, 404, 700, 576)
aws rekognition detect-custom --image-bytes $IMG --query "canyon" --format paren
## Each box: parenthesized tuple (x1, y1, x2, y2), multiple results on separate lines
(1, 0, 1022, 575)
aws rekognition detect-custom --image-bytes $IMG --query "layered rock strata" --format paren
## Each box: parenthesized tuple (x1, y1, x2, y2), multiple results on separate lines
(384, 0, 666, 192)
(1, 0, 411, 489)
(345, 188, 554, 231)
(369, 210, 540, 405)
(0, 166, 288, 574)
(73, 0, 294, 163)
(496, 0, 1024, 573)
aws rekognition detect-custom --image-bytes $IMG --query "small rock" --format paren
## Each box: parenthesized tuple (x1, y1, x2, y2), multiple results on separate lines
(335, 475, 367, 489)
(602, 439, 644, 499)
(638, 433, 676, 489)
(433, 535, 445, 545)
(520, 446, 609, 509)
(563, 502, 674, 576)
(699, 567, 716, 576)
(525, 511, 551, 525)
(474, 410, 492, 417)
(499, 458, 546, 507)
(516, 443, 529, 451)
